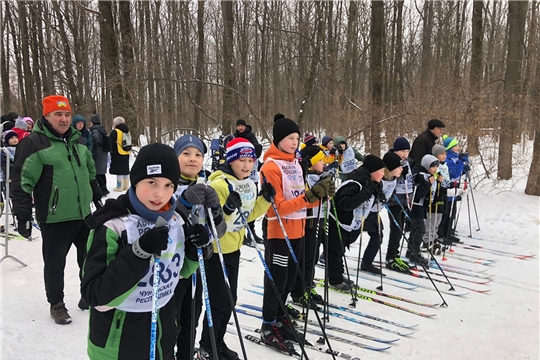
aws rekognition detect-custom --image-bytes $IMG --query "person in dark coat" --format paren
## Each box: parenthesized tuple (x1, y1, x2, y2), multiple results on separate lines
(72, 115, 93, 152)
(89, 114, 109, 196)
(233, 119, 260, 147)
(409, 119, 445, 168)
(109, 116, 131, 191)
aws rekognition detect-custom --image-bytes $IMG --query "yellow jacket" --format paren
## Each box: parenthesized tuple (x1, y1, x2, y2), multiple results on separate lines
(208, 167, 271, 254)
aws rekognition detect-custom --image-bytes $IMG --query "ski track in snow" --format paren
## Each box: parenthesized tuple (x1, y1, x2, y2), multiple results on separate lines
(1, 172, 539, 360)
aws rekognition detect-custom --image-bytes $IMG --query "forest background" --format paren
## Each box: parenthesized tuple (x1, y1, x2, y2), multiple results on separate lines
(1, 0, 539, 194)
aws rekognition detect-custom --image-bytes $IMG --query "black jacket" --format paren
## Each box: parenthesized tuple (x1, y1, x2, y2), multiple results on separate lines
(331, 166, 378, 229)
(410, 164, 434, 218)
(409, 129, 438, 168)
(234, 125, 260, 147)
(109, 123, 130, 175)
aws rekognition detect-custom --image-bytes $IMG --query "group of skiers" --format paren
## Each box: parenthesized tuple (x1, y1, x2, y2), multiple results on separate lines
(4, 94, 473, 360)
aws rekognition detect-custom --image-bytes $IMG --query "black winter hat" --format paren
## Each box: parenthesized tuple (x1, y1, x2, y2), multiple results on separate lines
(4, 130, 18, 144)
(392, 137, 410, 151)
(383, 152, 402, 172)
(301, 145, 324, 167)
(130, 143, 180, 191)
(363, 154, 385, 173)
(90, 114, 101, 124)
(273, 118, 300, 146)
(236, 119, 247, 126)
(274, 113, 285, 122)
(427, 119, 446, 130)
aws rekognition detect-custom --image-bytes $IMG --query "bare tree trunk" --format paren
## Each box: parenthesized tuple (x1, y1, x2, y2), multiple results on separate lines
(468, 0, 484, 156)
(497, 1, 527, 180)
(221, 0, 236, 135)
(119, 0, 138, 141)
(1, 2, 11, 111)
(420, 1, 434, 90)
(193, 1, 205, 134)
(525, 65, 540, 195)
(29, 3, 42, 102)
(369, 0, 384, 156)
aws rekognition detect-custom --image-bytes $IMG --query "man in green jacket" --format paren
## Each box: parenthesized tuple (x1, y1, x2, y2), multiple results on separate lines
(11, 95, 102, 325)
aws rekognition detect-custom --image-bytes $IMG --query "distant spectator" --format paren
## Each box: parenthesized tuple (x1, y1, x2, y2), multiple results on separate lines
(409, 119, 446, 168)
(12, 118, 31, 142)
(89, 114, 109, 196)
(72, 115, 93, 152)
(109, 116, 131, 191)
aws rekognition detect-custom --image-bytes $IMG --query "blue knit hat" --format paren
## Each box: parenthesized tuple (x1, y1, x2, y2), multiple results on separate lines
(392, 137, 410, 151)
(173, 134, 207, 156)
(442, 135, 459, 150)
(321, 135, 333, 147)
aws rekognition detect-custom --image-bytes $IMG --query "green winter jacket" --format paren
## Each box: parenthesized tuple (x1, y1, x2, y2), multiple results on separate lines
(334, 136, 365, 162)
(11, 117, 96, 224)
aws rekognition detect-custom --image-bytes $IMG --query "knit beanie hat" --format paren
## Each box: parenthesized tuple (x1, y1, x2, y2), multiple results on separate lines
(273, 117, 300, 146)
(15, 118, 29, 130)
(42, 95, 71, 116)
(113, 116, 125, 126)
(71, 115, 86, 128)
(236, 119, 247, 126)
(432, 144, 446, 157)
(321, 135, 333, 147)
(442, 135, 459, 150)
(2, 121, 14, 131)
(363, 155, 385, 173)
(392, 137, 410, 151)
(301, 145, 325, 167)
(4, 130, 18, 144)
(383, 152, 402, 172)
(427, 119, 446, 130)
(173, 134, 207, 156)
(303, 132, 318, 147)
(421, 154, 440, 171)
(130, 143, 180, 191)
(226, 137, 256, 164)
(90, 114, 101, 124)
(274, 113, 285, 122)
(23, 117, 34, 126)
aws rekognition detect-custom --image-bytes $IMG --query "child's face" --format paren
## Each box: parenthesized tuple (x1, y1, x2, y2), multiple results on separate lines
(390, 166, 403, 177)
(394, 150, 409, 160)
(178, 147, 203, 179)
(230, 157, 254, 179)
(310, 159, 325, 173)
(370, 168, 385, 183)
(8, 137, 18, 146)
(135, 177, 175, 211)
(450, 145, 460, 154)
(339, 143, 346, 150)
(26, 122, 33, 131)
(278, 133, 299, 154)
(429, 166, 439, 175)
(436, 153, 447, 162)
(75, 122, 84, 131)
(325, 140, 334, 149)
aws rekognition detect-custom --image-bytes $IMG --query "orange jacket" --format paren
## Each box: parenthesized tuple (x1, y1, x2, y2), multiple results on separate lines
(260, 143, 313, 240)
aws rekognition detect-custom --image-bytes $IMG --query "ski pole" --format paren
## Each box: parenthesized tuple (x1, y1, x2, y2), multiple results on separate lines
(449, 179, 467, 253)
(261, 175, 337, 360)
(353, 211, 366, 307)
(376, 199, 384, 291)
(385, 204, 449, 307)
(206, 206, 249, 360)
(466, 171, 481, 232)
(189, 271, 197, 360)
(323, 198, 331, 328)
(442, 180, 459, 261)
(150, 216, 167, 360)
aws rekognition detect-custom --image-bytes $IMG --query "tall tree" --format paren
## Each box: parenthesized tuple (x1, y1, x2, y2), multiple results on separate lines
(369, 0, 384, 156)
(420, 1, 434, 89)
(221, 0, 236, 135)
(468, 0, 484, 155)
(1, 2, 11, 111)
(497, 1, 528, 180)
(193, 1, 205, 133)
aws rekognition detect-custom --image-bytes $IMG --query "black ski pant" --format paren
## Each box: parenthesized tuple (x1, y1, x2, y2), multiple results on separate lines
(175, 273, 203, 360)
(262, 238, 302, 323)
(438, 197, 460, 240)
(326, 219, 355, 286)
(199, 250, 240, 350)
(407, 216, 425, 255)
(291, 219, 323, 300)
(362, 212, 384, 265)
(386, 205, 407, 261)
(40, 219, 90, 305)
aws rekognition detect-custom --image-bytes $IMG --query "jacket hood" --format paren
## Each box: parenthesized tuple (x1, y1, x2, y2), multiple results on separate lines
(334, 136, 347, 147)
(71, 115, 87, 128)
(263, 141, 296, 162)
(421, 154, 439, 171)
(115, 123, 129, 133)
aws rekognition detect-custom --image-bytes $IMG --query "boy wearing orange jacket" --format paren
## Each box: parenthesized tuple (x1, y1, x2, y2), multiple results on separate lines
(259, 118, 335, 353)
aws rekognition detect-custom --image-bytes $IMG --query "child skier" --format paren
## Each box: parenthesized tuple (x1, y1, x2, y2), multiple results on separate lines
(360, 152, 403, 275)
(334, 136, 365, 179)
(172, 134, 226, 360)
(385, 137, 414, 273)
(82, 143, 208, 360)
(0, 131, 18, 214)
(326, 155, 385, 290)
(291, 145, 326, 307)
(259, 118, 334, 353)
(407, 154, 440, 266)
(196, 138, 275, 360)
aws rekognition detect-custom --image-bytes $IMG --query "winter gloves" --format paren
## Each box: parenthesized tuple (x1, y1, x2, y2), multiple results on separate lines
(133, 226, 170, 259)
(224, 191, 242, 215)
(459, 152, 471, 173)
(184, 223, 211, 262)
(16, 216, 32, 239)
(305, 177, 336, 203)
(260, 182, 276, 202)
(90, 179, 103, 202)
(181, 184, 220, 209)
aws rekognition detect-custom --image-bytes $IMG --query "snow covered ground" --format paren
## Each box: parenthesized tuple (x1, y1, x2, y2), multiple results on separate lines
(1, 167, 539, 360)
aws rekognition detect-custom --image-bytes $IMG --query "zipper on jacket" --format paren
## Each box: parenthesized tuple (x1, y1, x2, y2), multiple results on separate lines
(51, 187, 59, 215)
(62, 138, 71, 162)
(110, 312, 124, 347)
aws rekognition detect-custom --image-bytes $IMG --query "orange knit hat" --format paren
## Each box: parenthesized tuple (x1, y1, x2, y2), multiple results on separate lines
(42, 95, 71, 116)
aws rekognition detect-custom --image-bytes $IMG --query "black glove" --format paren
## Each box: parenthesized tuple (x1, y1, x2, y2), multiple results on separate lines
(203, 187, 220, 208)
(90, 179, 102, 202)
(463, 163, 471, 173)
(305, 177, 335, 203)
(260, 182, 276, 202)
(377, 186, 387, 204)
(133, 226, 169, 258)
(181, 184, 208, 208)
(184, 223, 211, 262)
(16, 216, 32, 239)
(337, 147, 344, 155)
(329, 147, 337, 156)
(223, 191, 242, 215)
(326, 161, 338, 170)
(414, 173, 427, 185)
(209, 207, 227, 239)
